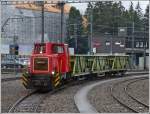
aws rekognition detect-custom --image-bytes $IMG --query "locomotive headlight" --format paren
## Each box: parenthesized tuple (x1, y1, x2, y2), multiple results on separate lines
(52, 71, 55, 75)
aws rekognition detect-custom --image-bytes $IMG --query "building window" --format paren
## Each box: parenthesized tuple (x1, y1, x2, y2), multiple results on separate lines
(145, 42, 148, 48)
(115, 41, 121, 45)
(105, 41, 110, 46)
(136, 42, 139, 48)
(140, 42, 143, 48)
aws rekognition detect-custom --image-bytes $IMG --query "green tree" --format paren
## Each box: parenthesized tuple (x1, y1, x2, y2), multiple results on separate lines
(84, 1, 148, 39)
(144, 5, 149, 32)
(85, 1, 127, 35)
(66, 6, 88, 54)
(134, 1, 143, 31)
(128, 1, 134, 20)
(67, 7, 83, 38)
(135, 1, 143, 18)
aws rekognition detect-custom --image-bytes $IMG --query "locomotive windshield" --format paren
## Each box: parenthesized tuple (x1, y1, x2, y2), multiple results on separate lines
(34, 44, 46, 54)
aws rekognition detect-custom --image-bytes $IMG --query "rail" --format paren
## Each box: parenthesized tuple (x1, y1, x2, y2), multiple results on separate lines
(110, 77, 149, 113)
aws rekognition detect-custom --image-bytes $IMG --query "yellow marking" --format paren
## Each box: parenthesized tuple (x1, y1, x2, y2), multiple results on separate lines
(21, 76, 28, 82)
(21, 78, 27, 84)
(55, 77, 60, 82)
(22, 73, 26, 77)
(22, 81, 27, 86)
(55, 73, 59, 77)
(54, 81, 60, 87)
(23, 72, 28, 77)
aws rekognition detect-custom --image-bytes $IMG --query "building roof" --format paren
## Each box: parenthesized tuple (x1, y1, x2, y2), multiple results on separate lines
(15, 4, 71, 13)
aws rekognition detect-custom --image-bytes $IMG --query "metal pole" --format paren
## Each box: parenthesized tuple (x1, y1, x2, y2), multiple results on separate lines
(90, 9, 93, 54)
(74, 24, 77, 53)
(13, 35, 18, 75)
(110, 36, 112, 55)
(144, 24, 146, 70)
(13, 36, 16, 74)
(60, 2, 65, 43)
(132, 21, 135, 69)
(41, 2, 44, 43)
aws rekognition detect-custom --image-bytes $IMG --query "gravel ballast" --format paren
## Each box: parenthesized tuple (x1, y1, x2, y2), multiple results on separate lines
(88, 77, 149, 113)
(88, 80, 132, 113)
(1, 72, 96, 113)
(37, 84, 84, 113)
(2, 73, 148, 113)
(127, 79, 149, 106)
(1, 80, 31, 113)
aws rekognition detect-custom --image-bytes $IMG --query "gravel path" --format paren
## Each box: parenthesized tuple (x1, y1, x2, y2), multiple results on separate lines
(127, 79, 149, 106)
(88, 76, 149, 113)
(1, 80, 31, 113)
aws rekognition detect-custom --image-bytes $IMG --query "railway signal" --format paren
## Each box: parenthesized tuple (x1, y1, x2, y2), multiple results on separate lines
(10, 45, 19, 55)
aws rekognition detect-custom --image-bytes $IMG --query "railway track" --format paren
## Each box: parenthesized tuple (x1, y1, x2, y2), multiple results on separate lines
(2, 77, 20, 82)
(1, 70, 148, 82)
(110, 77, 149, 113)
(5, 72, 149, 113)
(74, 74, 149, 113)
(1, 68, 25, 74)
(8, 78, 88, 113)
(1, 72, 22, 82)
(125, 79, 149, 107)
(8, 90, 37, 113)
(8, 89, 60, 113)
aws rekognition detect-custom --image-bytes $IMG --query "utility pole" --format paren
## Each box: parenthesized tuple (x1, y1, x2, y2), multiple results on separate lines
(34, 1, 45, 43)
(74, 24, 78, 53)
(58, 2, 65, 43)
(132, 21, 135, 69)
(13, 35, 18, 74)
(41, 2, 44, 43)
(110, 36, 113, 55)
(90, 8, 93, 54)
(143, 23, 146, 70)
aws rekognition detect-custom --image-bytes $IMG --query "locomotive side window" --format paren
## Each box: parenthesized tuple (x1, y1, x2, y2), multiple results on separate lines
(52, 45, 64, 54)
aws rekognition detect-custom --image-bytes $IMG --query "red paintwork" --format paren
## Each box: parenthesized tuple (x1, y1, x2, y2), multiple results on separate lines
(28, 42, 70, 75)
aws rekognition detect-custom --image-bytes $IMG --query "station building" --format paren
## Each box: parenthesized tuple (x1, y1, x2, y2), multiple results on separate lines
(91, 30, 149, 70)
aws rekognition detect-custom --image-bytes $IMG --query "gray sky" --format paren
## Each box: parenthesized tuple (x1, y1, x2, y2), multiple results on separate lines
(69, 1, 149, 14)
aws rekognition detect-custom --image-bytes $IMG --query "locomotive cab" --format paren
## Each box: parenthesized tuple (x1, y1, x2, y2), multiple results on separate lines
(22, 42, 70, 90)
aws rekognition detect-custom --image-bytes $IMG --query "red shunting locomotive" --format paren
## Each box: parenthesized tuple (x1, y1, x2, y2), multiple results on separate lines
(22, 42, 71, 90)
